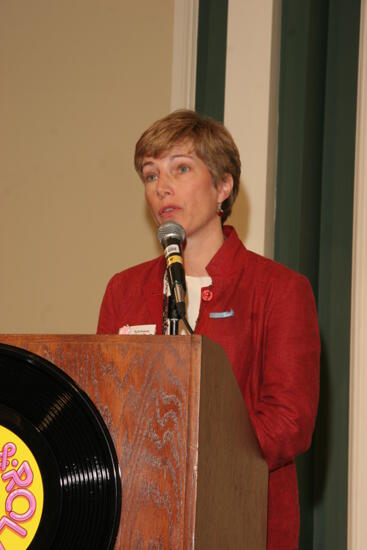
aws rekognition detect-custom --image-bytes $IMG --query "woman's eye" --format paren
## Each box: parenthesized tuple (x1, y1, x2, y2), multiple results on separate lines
(144, 173, 157, 183)
(178, 165, 190, 174)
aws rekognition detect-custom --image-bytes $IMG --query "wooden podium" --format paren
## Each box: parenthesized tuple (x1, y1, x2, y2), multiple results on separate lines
(0, 335, 268, 549)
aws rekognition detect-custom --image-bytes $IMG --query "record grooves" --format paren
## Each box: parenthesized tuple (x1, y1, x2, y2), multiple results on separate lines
(0, 344, 121, 550)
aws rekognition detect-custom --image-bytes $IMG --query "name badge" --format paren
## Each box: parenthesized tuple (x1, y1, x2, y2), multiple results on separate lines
(118, 324, 156, 335)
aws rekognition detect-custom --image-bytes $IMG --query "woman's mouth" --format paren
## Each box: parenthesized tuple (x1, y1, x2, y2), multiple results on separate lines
(159, 206, 180, 217)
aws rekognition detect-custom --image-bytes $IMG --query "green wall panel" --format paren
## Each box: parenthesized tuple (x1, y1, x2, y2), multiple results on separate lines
(275, 2, 329, 546)
(313, 1, 360, 548)
(195, 0, 228, 122)
(275, 0, 361, 548)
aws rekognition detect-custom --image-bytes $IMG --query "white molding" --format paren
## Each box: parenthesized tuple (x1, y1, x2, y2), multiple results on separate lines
(170, 0, 199, 111)
(348, 1, 367, 548)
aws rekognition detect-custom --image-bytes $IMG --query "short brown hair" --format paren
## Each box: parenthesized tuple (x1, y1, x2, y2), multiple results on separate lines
(134, 109, 241, 223)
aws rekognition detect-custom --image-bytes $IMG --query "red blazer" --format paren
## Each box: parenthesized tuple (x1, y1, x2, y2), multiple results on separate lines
(98, 226, 320, 550)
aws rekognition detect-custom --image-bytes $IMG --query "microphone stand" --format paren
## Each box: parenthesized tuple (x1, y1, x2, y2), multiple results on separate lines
(168, 295, 194, 336)
(168, 296, 179, 335)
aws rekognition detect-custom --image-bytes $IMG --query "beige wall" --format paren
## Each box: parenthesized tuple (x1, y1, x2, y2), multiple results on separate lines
(224, 0, 281, 257)
(0, 1, 280, 334)
(0, 1, 174, 333)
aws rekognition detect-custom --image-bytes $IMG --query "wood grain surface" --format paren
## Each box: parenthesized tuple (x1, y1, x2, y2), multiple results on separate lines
(0, 335, 267, 549)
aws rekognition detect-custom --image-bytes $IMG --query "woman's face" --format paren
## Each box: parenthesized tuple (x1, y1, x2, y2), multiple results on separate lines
(142, 143, 232, 243)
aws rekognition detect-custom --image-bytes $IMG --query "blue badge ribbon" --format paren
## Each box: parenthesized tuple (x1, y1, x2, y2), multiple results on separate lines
(209, 309, 234, 319)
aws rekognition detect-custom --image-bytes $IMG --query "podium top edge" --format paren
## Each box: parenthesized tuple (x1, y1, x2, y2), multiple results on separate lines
(0, 334, 203, 343)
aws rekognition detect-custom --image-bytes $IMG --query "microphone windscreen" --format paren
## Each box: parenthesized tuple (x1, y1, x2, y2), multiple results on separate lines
(157, 222, 186, 245)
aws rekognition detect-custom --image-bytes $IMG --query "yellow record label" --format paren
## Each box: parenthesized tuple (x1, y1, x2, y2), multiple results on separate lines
(0, 426, 44, 549)
(166, 255, 183, 266)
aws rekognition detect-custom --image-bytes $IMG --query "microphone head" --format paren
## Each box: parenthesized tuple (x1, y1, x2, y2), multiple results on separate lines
(157, 221, 186, 245)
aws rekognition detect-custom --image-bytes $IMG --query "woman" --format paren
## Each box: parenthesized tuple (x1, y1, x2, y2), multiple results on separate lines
(98, 110, 320, 549)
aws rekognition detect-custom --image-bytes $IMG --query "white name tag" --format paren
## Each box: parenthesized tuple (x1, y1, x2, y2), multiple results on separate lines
(118, 324, 156, 335)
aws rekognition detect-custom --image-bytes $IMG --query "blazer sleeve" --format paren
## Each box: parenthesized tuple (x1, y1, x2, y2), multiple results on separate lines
(247, 274, 320, 472)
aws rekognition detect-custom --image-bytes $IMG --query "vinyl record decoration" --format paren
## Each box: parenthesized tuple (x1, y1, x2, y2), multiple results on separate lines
(0, 344, 121, 550)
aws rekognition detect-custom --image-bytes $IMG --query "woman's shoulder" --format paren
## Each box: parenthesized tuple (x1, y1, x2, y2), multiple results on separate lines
(221, 226, 312, 291)
(106, 255, 165, 292)
(247, 251, 314, 312)
(246, 248, 302, 278)
(243, 247, 314, 298)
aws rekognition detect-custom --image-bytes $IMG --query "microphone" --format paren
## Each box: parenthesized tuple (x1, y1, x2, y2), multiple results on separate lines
(157, 221, 186, 318)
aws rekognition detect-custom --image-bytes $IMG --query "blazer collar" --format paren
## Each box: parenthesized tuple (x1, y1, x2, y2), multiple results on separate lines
(205, 225, 248, 279)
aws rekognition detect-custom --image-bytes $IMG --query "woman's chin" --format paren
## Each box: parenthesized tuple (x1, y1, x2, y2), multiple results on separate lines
(158, 213, 183, 226)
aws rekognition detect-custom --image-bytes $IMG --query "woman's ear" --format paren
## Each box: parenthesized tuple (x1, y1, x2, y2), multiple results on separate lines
(218, 173, 234, 202)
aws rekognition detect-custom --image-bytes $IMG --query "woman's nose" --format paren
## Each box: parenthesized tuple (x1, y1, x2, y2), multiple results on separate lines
(156, 172, 173, 198)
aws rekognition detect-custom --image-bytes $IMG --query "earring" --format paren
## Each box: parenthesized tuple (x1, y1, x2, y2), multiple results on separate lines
(217, 203, 224, 217)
